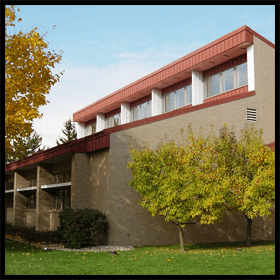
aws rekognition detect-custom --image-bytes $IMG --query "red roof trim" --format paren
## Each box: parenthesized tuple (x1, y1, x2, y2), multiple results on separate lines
(74, 25, 263, 123)
(266, 142, 275, 150)
(5, 132, 110, 172)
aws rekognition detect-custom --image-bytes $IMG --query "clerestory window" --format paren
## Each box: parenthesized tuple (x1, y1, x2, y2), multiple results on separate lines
(163, 84, 192, 113)
(204, 62, 247, 99)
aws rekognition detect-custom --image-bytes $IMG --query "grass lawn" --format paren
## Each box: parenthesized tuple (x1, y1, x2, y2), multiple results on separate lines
(5, 238, 275, 275)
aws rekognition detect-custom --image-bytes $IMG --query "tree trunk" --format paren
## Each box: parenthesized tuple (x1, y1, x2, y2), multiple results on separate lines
(179, 227, 185, 251)
(245, 215, 252, 247)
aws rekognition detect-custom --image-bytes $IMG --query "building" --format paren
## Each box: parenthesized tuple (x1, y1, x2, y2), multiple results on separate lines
(5, 26, 275, 246)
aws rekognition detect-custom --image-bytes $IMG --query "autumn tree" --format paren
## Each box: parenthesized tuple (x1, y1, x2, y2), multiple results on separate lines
(216, 124, 275, 247)
(5, 131, 48, 164)
(5, 5, 64, 164)
(56, 119, 77, 145)
(128, 126, 228, 251)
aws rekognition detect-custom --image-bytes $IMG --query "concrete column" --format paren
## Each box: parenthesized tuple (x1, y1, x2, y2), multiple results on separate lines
(192, 71, 204, 106)
(37, 164, 54, 231)
(247, 44, 255, 91)
(152, 88, 163, 116)
(96, 113, 106, 132)
(71, 153, 90, 209)
(14, 172, 28, 227)
(77, 122, 86, 139)
(121, 103, 131, 124)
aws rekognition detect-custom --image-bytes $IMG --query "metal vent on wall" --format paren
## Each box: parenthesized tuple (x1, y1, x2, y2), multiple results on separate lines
(247, 108, 257, 122)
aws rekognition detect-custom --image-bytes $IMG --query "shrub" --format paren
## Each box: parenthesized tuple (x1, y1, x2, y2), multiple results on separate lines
(57, 208, 108, 249)
(5, 222, 63, 244)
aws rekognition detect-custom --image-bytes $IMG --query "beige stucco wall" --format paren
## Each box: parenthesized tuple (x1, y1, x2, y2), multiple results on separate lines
(253, 35, 275, 144)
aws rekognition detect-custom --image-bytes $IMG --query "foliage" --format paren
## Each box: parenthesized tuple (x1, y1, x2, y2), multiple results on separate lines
(215, 123, 275, 246)
(5, 5, 64, 163)
(128, 123, 275, 249)
(5, 131, 48, 164)
(128, 125, 228, 251)
(56, 119, 77, 145)
(57, 208, 108, 249)
(5, 222, 62, 245)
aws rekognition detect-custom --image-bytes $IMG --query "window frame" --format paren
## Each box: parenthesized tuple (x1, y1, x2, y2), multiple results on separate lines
(130, 100, 152, 122)
(204, 62, 248, 99)
(52, 187, 71, 210)
(105, 112, 121, 128)
(163, 84, 192, 113)
(27, 191, 36, 209)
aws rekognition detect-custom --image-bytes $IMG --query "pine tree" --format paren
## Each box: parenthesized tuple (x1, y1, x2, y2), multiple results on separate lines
(5, 131, 47, 164)
(56, 119, 77, 145)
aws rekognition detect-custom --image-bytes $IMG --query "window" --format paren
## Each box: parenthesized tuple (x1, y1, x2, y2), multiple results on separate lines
(204, 62, 247, 99)
(186, 84, 192, 105)
(52, 188, 71, 210)
(222, 68, 234, 92)
(236, 63, 247, 87)
(176, 88, 184, 109)
(27, 192, 36, 209)
(54, 171, 71, 183)
(105, 113, 121, 128)
(205, 73, 220, 97)
(92, 123, 96, 134)
(28, 178, 37, 188)
(163, 84, 192, 113)
(130, 100, 152, 121)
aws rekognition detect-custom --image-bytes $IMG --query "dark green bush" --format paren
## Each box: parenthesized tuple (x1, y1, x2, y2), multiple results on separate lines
(57, 208, 108, 249)
(5, 222, 63, 244)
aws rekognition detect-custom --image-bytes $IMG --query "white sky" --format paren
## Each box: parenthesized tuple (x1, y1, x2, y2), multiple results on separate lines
(7, 5, 275, 148)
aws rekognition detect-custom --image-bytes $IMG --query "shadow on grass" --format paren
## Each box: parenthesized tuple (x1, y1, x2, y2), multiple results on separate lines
(134, 240, 275, 251)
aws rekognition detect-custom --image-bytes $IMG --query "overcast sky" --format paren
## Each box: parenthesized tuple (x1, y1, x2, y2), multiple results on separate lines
(8, 4, 275, 148)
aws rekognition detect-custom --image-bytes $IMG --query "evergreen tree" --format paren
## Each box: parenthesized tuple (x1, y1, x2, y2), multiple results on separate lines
(5, 131, 47, 164)
(56, 119, 77, 145)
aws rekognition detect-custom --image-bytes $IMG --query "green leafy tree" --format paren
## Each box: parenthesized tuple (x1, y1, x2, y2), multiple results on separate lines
(128, 125, 228, 251)
(5, 131, 48, 164)
(217, 124, 275, 247)
(56, 119, 77, 145)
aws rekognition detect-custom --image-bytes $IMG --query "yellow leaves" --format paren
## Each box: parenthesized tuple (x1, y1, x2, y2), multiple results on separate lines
(5, 7, 63, 163)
